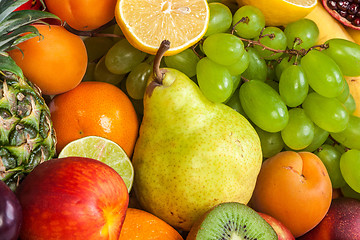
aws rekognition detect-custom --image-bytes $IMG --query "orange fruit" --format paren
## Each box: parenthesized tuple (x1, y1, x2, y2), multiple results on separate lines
(236, 0, 317, 26)
(48, 81, 139, 157)
(44, 0, 117, 31)
(119, 208, 184, 240)
(8, 25, 87, 95)
(115, 0, 210, 56)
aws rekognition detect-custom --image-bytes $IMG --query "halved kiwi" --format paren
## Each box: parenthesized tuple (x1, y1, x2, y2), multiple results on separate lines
(186, 202, 278, 240)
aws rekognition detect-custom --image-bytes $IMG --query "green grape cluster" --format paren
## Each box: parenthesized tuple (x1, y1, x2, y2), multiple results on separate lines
(183, 2, 360, 196)
(81, 2, 360, 197)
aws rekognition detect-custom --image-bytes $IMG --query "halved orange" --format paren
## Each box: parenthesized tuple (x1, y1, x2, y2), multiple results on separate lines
(115, 0, 209, 56)
(237, 0, 317, 26)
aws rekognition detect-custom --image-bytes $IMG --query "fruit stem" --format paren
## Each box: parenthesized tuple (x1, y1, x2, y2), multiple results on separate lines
(153, 40, 170, 84)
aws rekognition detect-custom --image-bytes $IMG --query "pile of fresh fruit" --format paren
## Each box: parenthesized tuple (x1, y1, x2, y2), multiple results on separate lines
(1, 0, 360, 239)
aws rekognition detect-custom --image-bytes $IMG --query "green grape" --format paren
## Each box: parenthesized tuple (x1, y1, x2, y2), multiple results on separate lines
(239, 80, 289, 132)
(93, 56, 125, 85)
(336, 80, 350, 103)
(340, 149, 360, 193)
(225, 88, 247, 117)
(341, 183, 360, 200)
(254, 27, 287, 60)
(164, 48, 199, 78)
(301, 124, 329, 152)
(283, 18, 319, 50)
(254, 125, 285, 159)
(265, 79, 279, 93)
(281, 108, 314, 150)
(266, 61, 276, 81)
(302, 92, 349, 133)
(105, 38, 147, 74)
(205, 2, 233, 36)
(315, 144, 346, 188)
(231, 74, 242, 91)
(343, 94, 356, 114)
(126, 62, 152, 100)
(301, 49, 345, 98)
(226, 51, 250, 76)
(275, 56, 296, 80)
(232, 5, 265, 39)
(242, 48, 267, 81)
(331, 115, 360, 150)
(82, 62, 96, 81)
(83, 36, 115, 62)
(323, 38, 360, 77)
(202, 33, 245, 66)
(279, 64, 309, 107)
(196, 57, 233, 103)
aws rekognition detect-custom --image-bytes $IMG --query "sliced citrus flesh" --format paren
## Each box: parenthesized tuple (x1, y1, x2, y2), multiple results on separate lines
(115, 0, 210, 56)
(58, 136, 134, 192)
(237, 0, 317, 26)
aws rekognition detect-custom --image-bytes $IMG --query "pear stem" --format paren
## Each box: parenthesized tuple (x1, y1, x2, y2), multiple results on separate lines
(153, 40, 170, 84)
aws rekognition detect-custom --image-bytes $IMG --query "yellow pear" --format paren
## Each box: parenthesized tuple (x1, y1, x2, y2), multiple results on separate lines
(132, 41, 262, 231)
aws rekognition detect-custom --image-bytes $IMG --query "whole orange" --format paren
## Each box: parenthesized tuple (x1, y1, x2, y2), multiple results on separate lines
(119, 208, 184, 240)
(8, 25, 87, 95)
(49, 81, 139, 157)
(250, 151, 333, 238)
(44, 0, 117, 31)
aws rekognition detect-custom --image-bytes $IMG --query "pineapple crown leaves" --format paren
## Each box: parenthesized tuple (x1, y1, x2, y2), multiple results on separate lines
(0, 0, 60, 78)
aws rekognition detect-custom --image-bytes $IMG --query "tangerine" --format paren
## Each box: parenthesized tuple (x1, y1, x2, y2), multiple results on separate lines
(8, 25, 87, 95)
(48, 81, 139, 157)
(119, 208, 184, 240)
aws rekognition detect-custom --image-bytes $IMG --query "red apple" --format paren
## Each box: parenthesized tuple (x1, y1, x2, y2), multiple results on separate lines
(16, 157, 129, 240)
(298, 197, 360, 240)
(14, 0, 42, 11)
(258, 212, 295, 240)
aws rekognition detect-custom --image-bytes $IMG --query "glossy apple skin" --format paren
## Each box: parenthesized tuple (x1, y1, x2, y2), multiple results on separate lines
(14, 0, 42, 11)
(298, 197, 360, 240)
(16, 157, 129, 240)
(258, 212, 295, 240)
(0, 181, 22, 240)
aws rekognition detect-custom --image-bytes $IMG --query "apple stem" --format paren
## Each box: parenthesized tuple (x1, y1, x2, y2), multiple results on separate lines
(153, 40, 170, 84)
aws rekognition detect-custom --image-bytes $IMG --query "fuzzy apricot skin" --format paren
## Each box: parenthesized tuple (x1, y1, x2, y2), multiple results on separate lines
(9, 25, 87, 95)
(44, 0, 117, 31)
(250, 151, 333, 238)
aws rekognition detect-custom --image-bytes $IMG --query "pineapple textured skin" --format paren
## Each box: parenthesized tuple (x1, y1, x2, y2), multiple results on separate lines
(0, 0, 59, 190)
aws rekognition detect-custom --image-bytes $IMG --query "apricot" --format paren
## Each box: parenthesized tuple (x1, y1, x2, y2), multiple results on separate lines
(9, 25, 87, 95)
(44, 0, 117, 31)
(250, 151, 333, 238)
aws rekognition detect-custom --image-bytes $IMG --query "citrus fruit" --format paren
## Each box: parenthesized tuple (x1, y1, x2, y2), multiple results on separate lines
(58, 136, 134, 192)
(236, 0, 317, 26)
(114, 0, 210, 56)
(8, 25, 87, 95)
(48, 81, 139, 157)
(119, 208, 184, 240)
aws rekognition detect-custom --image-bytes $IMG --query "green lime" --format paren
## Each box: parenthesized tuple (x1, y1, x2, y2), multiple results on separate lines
(58, 136, 134, 192)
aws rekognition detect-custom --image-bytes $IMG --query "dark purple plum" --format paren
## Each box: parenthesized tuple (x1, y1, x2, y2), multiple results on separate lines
(0, 181, 22, 240)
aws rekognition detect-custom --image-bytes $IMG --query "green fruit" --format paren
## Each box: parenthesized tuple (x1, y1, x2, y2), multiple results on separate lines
(132, 41, 262, 231)
(0, 1, 58, 190)
(187, 202, 277, 240)
(58, 136, 134, 192)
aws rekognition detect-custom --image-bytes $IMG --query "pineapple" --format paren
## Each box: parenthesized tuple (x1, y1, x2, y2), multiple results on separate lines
(0, 0, 59, 190)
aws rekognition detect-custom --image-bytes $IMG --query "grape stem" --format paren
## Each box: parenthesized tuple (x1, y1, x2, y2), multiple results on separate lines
(230, 22, 329, 58)
(64, 18, 125, 39)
